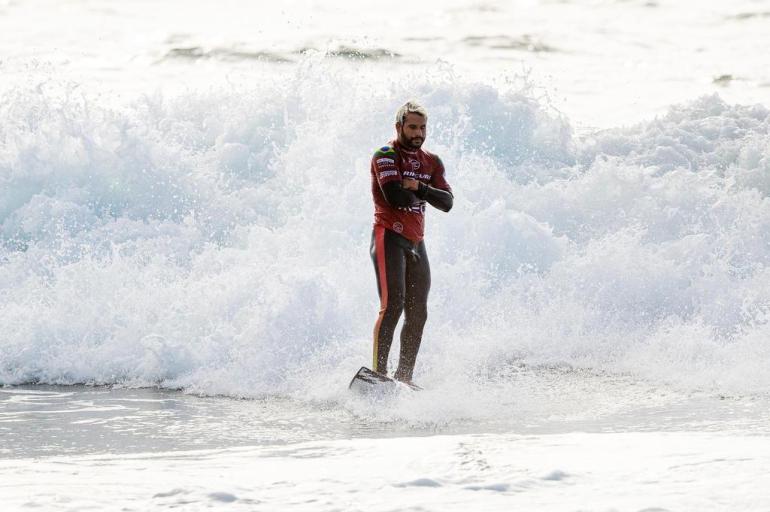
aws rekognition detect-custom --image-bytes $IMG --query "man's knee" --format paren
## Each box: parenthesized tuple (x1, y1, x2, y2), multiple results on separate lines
(380, 294, 405, 320)
(404, 303, 427, 326)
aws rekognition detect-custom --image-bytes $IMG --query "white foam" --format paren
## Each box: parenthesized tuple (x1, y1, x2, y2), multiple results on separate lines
(2, 61, 770, 414)
(3, 432, 770, 511)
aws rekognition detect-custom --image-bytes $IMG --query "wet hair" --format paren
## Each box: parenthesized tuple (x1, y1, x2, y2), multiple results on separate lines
(395, 101, 428, 125)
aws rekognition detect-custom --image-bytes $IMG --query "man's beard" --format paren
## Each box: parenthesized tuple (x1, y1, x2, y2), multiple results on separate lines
(401, 134, 423, 149)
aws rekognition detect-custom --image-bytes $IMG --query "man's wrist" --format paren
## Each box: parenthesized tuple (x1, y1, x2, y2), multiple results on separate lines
(416, 181, 429, 198)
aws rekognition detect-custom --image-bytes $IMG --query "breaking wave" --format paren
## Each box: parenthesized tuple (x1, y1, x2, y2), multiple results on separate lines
(2, 58, 770, 411)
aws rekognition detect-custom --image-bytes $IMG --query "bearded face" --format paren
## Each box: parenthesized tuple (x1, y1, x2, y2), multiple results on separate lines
(397, 113, 427, 150)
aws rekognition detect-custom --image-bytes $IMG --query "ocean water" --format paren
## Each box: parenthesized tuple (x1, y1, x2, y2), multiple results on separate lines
(2, 0, 770, 510)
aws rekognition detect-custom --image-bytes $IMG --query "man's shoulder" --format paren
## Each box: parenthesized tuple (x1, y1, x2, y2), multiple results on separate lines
(421, 149, 444, 167)
(373, 144, 398, 159)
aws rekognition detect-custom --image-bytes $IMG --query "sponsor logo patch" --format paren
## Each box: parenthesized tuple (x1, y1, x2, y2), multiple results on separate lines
(409, 159, 421, 171)
(402, 203, 425, 214)
(376, 157, 395, 166)
(393, 222, 404, 233)
(378, 170, 399, 179)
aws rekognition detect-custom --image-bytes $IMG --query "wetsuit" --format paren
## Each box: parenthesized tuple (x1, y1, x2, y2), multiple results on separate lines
(370, 140, 453, 382)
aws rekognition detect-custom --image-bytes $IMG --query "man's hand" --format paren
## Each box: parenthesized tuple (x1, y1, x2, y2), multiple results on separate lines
(402, 178, 420, 191)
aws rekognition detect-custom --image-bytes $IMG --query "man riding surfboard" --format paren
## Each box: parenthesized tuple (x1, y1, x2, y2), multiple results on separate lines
(368, 101, 454, 386)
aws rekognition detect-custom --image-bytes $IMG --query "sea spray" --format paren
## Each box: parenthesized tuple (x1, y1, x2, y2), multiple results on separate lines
(2, 62, 770, 409)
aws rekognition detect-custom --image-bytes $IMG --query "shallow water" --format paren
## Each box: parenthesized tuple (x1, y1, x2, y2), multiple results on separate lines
(3, 385, 770, 511)
(3, 375, 770, 460)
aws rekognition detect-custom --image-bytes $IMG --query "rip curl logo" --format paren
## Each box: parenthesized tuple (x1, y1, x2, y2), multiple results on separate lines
(392, 222, 404, 233)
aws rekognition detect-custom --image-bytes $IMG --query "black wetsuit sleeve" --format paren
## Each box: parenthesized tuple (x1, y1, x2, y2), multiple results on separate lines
(416, 182, 453, 212)
(381, 181, 418, 208)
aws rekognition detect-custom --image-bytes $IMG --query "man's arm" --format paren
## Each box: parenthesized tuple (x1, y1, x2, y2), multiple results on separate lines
(416, 181, 453, 212)
(381, 180, 419, 207)
(403, 179, 453, 212)
(403, 154, 453, 212)
(373, 145, 419, 208)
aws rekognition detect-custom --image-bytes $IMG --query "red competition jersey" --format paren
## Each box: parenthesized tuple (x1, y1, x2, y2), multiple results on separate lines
(370, 140, 452, 242)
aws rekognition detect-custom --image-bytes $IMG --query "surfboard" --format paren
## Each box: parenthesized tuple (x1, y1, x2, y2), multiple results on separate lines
(348, 367, 422, 394)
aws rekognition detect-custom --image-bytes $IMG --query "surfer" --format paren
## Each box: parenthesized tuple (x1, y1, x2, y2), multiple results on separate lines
(369, 101, 454, 385)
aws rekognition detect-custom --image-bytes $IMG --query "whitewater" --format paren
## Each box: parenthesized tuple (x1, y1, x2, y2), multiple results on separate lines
(2, 0, 770, 510)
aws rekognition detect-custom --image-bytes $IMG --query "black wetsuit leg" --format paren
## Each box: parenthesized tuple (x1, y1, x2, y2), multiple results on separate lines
(371, 226, 405, 375)
(395, 240, 430, 382)
(370, 226, 430, 380)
